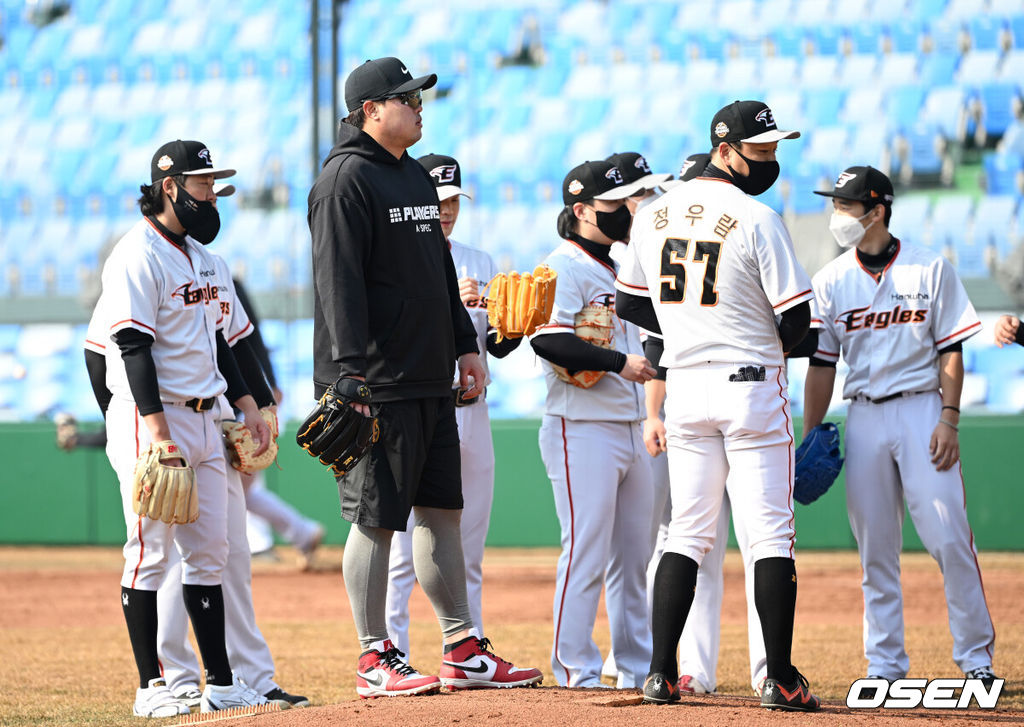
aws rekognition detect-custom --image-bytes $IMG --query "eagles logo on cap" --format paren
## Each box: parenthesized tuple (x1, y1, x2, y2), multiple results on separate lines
(715, 122, 729, 138)
(834, 171, 857, 188)
(568, 179, 585, 196)
(605, 168, 624, 184)
(754, 108, 776, 128)
(430, 164, 458, 184)
(157, 155, 173, 171)
(634, 157, 652, 174)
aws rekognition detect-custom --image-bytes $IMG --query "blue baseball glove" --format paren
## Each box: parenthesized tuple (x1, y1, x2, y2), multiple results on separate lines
(793, 422, 844, 505)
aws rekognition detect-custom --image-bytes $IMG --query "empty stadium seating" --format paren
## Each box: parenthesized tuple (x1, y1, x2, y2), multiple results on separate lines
(2, 0, 1024, 420)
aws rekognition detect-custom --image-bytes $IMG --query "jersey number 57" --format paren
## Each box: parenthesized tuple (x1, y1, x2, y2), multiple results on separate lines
(659, 238, 722, 306)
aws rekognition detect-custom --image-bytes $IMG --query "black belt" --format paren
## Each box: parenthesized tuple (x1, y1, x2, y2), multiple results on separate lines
(183, 397, 216, 412)
(856, 390, 929, 404)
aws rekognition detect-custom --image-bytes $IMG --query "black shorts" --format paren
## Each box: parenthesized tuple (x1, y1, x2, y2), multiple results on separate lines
(336, 395, 463, 531)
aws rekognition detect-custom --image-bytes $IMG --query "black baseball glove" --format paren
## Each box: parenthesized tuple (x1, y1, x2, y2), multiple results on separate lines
(296, 378, 379, 476)
(793, 422, 844, 505)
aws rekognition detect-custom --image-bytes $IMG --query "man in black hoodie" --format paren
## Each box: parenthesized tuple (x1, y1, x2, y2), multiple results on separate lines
(308, 57, 541, 697)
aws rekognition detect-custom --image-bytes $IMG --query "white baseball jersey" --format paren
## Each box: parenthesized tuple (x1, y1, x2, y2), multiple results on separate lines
(615, 178, 813, 368)
(451, 239, 497, 386)
(532, 239, 645, 422)
(99, 218, 228, 403)
(811, 241, 982, 399)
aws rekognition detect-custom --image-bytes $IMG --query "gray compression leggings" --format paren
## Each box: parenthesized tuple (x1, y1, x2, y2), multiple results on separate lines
(342, 506, 473, 650)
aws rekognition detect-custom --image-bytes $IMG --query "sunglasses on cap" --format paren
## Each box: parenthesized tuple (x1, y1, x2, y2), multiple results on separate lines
(369, 89, 423, 109)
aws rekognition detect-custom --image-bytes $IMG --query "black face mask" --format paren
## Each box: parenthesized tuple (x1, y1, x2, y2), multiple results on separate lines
(593, 204, 632, 241)
(171, 182, 220, 245)
(727, 145, 780, 197)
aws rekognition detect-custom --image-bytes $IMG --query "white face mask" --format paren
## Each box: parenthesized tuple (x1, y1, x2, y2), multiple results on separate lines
(828, 209, 874, 249)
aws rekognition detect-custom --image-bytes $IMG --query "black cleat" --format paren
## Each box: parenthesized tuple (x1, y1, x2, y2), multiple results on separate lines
(264, 687, 311, 708)
(761, 671, 820, 712)
(642, 672, 680, 704)
(965, 666, 998, 690)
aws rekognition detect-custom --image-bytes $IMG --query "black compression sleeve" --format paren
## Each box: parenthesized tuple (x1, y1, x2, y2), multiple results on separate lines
(785, 328, 818, 359)
(113, 328, 162, 415)
(78, 429, 108, 448)
(1017, 324, 1024, 347)
(233, 278, 278, 388)
(486, 330, 522, 359)
(84, 348, 112, 416)
(231, 336, 275, 407)
(808, 355, 837, 368)
(643, 335, 667, 381)
(216, 330, 251, 405)
(778, 302, 811, 354)
(937, 341, 963, 356)
(615, 289, 661, 333)
(531, 332, 627, 374)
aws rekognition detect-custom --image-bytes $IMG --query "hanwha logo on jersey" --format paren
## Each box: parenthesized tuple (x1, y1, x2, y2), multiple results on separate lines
(835, 171, 858, 188)
(157, 155, 173, 171)
(714, 122, 729, 138)
(755, 108, 776, 128)
(568, 179, 585, 196)
(605, 167, 624, 185)
(430, 164, 458, 184)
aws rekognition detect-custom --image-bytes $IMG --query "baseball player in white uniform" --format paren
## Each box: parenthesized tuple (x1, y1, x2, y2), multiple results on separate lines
(606, 153, 768, 696)
(92, 140, 272, 717)
(531, 159, 656, 689)
(803, 165, 997, 687)
(615, 100, 820, 711)
(385, 154, 521, 655)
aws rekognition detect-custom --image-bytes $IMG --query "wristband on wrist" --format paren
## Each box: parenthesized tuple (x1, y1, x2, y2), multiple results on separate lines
(941, 405, 960, 413)
(939, 418, 959, 432)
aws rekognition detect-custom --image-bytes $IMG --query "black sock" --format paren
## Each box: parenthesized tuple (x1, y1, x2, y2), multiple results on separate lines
(648, 552, 699, 683)
(443, 635, 476, 654)
(754, 557, 798, 684)
(182, 584, 232, 686)
(121, 587, 161, 688)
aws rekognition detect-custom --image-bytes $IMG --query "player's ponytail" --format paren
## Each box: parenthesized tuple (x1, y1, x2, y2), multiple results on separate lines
(136, 183, 163, 216)
(556, 205, 577, 239)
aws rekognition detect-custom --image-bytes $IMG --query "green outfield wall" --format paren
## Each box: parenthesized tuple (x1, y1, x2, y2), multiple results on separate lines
(2, 417, 1022, 550)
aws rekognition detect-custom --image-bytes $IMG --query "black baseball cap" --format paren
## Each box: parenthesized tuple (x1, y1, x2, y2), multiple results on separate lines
(562, 160, 633, 206)
(344, 57, 437, 113)
(605, 152, 671, 196)
(151, 140, 235, 183)
(710, 100, 800, 147)
(661, 153, 712, 190)
(418, 153, 471, 202)
(814, 166, 894, 206)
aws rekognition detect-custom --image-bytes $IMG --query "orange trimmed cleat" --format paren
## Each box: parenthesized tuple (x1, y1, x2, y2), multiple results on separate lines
(761, 671, 820, 711)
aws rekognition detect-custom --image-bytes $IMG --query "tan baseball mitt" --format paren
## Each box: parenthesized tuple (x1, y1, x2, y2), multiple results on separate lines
(222, 420, 278, 474)
(132, 440, 198, 524)
(551, 305, 615, 389)
(485, 264, 557, 342)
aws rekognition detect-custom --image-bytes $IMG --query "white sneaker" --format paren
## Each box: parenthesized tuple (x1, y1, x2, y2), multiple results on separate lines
(200, 674, 268, 713)
(173, 686, 203, 711)
(133, 678, 190, 718)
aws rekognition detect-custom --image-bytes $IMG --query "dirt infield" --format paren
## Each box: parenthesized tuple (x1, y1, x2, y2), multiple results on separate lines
(1, 546, 1021, 726)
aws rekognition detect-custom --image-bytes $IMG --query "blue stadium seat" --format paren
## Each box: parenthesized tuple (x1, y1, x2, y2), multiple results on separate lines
(982, 151, 1023, 196)
(877, 53, 919, 88)
(967, 14, 1006, 51)
(957, 49, 1002, 86)
(890, 197, 931, 248)
(887, 19, 925, 54)
(976, 81, 1021, 141)
(885, 85, 926, 128)
(929, 195, 974, 250)
(803, 87, 845, 126)
(849, 24, 884, 55)
(919, 86, 967, 141)
(972, 195, 1019, 260)
(809, 25, 843, 56)
(798, 55, 839, 88)
(769, 26, 807, 58)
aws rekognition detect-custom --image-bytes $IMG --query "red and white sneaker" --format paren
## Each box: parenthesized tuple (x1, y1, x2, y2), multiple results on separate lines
(678, 674, 712, 694)
(356, 640, 441, 698)
(439, 636, 543, 690)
